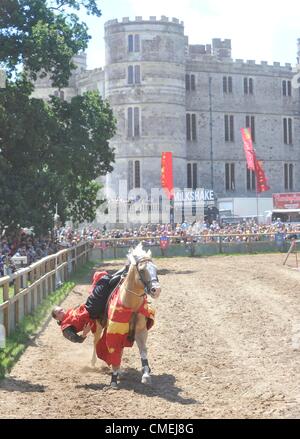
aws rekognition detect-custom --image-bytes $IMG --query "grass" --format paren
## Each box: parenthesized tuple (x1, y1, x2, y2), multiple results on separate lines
(0, 260, 96, 379)
(0, 286, 14, 304)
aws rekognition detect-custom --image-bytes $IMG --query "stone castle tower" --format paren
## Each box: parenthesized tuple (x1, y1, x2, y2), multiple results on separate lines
(104, 16, 187, 193)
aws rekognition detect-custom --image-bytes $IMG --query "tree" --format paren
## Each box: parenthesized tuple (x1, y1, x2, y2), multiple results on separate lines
(0, 1, 116, 236)
(0, 0, 101, 87)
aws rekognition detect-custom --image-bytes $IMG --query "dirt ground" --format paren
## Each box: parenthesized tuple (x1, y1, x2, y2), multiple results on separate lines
(1, 253, 300, 419)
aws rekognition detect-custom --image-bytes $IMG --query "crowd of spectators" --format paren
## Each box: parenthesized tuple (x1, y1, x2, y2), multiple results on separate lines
(0, 227, 82, 277)
(1, 219, 300, 277)
(76, 218, 300, 247)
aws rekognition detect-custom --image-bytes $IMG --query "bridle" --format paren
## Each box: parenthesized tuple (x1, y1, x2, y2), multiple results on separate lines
(126, 257, 159, 298)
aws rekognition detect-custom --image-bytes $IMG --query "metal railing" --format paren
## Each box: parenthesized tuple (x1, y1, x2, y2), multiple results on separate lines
(92, 232, 294, 260)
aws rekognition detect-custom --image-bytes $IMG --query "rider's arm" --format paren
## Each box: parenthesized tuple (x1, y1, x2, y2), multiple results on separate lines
(62, 326, 86, 343)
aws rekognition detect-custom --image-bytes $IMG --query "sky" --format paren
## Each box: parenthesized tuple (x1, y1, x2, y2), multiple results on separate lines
(78, 0, 300, 70)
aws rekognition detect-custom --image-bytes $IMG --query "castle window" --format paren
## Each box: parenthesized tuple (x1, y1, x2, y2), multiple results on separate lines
(246, 167, 256, 191)
(244, 77, 254, 95)
(186, 74, 196, 91)
(284, 163, 294, 190)
(128, 34, 140, 52)
(134, 65, 140, 83)
(134, 160, 141, 188)
(224, 115, 234, 142)
(245, 115, 256, 143)
(128, 65, 140, 85)
(191, 74, 196, 91)
(128, 160, 141, 189)
(225, 163, 235, 191)
(186, 113, 197, 141)
(128, 66, 133, 84)
(282, 80, 292, 97)
(187, 163, 198, 189)
(127, 107, 140, 137)
(223, 76, 233, 93)
(283, 117, 293, 145)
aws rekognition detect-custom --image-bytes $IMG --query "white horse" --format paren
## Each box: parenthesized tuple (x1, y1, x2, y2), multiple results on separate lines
(93, 243, 161, 388)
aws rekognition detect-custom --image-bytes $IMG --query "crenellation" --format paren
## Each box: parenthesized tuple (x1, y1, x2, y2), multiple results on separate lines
(206, 44, 212, 55)
(105, 16, 183, 27)
(189, 44, 209, 55)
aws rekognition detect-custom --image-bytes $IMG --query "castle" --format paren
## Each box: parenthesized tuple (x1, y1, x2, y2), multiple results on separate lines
(32, 16, 300, 220)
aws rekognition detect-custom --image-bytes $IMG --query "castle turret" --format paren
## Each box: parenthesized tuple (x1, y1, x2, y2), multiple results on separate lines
(212, 38, 232, 60)
(104, 16, 186, 193)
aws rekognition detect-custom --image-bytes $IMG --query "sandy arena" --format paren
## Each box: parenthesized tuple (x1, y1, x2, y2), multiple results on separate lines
(1, 253, 300, 419)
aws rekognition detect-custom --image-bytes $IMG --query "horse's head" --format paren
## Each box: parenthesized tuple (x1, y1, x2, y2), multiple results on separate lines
(127, 243, 161, 299)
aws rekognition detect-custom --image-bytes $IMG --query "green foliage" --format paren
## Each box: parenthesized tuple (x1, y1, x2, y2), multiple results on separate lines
(0, 0, 101, 87)
(0, 1, 116, 236)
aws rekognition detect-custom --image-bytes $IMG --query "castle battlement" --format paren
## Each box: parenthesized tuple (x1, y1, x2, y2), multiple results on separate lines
(187, 42, 294, 72)
(232, 59, 293, 72)
(104, 16, 184, 27)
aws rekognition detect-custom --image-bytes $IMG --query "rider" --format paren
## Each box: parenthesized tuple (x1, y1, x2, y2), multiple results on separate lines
(51, 265, 128, 343)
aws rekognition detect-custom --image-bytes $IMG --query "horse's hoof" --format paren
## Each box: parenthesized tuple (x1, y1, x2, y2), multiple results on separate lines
(110, 381, 119, 390)
(141, 375, 152, 386)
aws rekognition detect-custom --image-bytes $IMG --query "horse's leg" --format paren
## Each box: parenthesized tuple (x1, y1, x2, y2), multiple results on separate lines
(135, 315, 151, 385)
(91, 320, 102, 367)
(110, 365, 121, 389)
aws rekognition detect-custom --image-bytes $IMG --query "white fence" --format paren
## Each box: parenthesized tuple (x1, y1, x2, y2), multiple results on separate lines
(0, 242, 91, 337)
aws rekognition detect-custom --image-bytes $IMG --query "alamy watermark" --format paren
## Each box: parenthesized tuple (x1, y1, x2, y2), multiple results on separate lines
(96, 182, 213, 225)
(0, 324, 5, 349)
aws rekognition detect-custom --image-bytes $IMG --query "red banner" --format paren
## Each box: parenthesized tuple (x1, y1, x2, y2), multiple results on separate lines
(254, 158, 270, 193)
(241, 128, 255, 171)
(161, 152, 174, 200)
(273, 193, 300, 209)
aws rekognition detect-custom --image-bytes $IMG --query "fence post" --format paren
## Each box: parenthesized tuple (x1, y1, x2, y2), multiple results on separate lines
(2, 277, 10, 336)
(218, 236, 223, 254)
(190, 242, 195, 257)
(113, 241, 117, 260)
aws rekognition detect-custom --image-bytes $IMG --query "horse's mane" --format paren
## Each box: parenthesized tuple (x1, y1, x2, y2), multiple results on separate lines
(127, 242, 151, 265)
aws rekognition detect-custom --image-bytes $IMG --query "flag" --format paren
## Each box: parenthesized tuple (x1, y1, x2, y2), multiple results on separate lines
(254, 158, 270, 193)
(160, 235, 170, 250)
(241, 128, 255, 171)
(161, 152, 174, 200)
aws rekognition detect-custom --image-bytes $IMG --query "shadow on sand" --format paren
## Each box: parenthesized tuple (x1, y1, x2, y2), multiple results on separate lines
(0, 377, 46, 393)
(76, 368, 198, 406)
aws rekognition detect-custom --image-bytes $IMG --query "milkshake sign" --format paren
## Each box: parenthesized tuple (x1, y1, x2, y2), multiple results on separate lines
(174, 189, 215, 203)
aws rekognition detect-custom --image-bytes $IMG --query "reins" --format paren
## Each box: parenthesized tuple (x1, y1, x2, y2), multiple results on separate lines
(125, 287, 146, 298)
